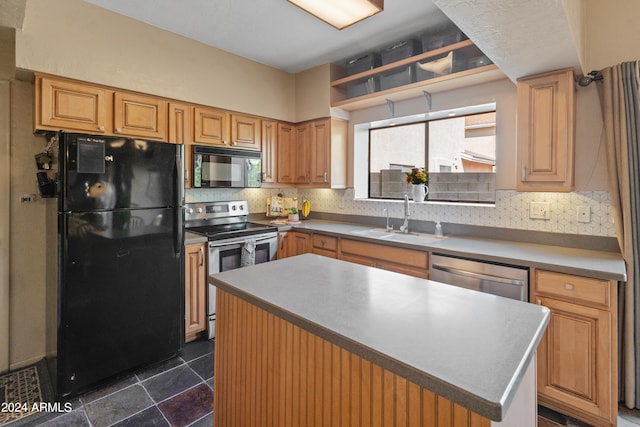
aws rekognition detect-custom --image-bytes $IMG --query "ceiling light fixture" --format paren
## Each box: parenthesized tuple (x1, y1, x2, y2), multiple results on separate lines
(287, 0, 383, 30)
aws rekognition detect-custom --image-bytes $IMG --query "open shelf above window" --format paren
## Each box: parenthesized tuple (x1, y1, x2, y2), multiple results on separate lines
(330, 39, 505, 111)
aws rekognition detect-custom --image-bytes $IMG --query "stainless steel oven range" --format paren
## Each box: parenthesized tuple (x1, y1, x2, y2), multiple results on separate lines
(185, 200, 278, 339)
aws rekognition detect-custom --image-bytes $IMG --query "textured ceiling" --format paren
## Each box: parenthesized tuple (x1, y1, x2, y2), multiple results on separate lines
(82, 0, 584, 80)
(433, 0, 584, 80)
(83, 0, 449, 74)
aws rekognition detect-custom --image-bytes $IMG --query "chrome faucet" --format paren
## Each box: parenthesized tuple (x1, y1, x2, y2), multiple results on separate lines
(384, 208, 393, 232)
(399, 194, 410, 233)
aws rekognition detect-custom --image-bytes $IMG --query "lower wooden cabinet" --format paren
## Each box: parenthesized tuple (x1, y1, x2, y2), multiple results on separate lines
(185, 242, 207, 343)
(277, 231, 311, 259)
(312, 234, 338, 258)
(532, 269, 617, 427)
(339, 238, 429, 279)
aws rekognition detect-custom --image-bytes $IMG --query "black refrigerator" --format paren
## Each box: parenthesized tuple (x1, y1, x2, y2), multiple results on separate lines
(56, 132, 184, 397)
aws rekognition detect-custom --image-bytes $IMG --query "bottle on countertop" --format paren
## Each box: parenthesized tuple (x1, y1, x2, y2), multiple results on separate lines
(435, 221, 443, 237)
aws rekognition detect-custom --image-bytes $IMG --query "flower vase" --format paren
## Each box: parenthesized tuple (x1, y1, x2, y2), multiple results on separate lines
(411, 184, 427, 202)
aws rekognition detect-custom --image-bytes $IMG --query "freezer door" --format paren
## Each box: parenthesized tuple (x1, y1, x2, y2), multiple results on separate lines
(59, 133, 183, 212)
(57, 208, 184, 397)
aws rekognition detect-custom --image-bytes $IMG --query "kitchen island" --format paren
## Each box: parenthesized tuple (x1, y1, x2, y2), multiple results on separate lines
(211, 253, 550, 426)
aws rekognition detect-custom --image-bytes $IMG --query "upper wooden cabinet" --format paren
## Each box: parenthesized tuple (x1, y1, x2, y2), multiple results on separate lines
(230, 114, 261, 150)
(168, 102, 193, 187)
(36, 74, 111, 134)
(289, 118, 347, 188)
(294, 123, 310, 183)
(276, 122, 295, 184)
(113, 91, 167, 140)
(193, 106, 230, 147)
(35, 74, 346, 190)
(261, 120, 278, 184)
(516, 68, 575, 192)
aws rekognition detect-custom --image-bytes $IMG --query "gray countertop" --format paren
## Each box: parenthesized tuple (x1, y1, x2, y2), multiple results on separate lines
(258, 219, 626, 281)
(210, 253, 551, 421)
(185, 231, 207, 245)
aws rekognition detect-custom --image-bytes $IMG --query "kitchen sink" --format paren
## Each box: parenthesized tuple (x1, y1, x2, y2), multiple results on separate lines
(351, 228, 446, 244)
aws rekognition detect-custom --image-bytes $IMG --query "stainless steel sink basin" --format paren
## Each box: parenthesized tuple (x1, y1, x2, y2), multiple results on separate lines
(351, 228, 446, 244)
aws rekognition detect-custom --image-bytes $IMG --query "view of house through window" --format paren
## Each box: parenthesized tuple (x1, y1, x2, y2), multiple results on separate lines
(369, 111, 496, 203)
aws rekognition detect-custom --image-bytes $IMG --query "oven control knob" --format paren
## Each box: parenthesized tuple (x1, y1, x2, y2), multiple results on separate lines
(196, 207, 203, 214)
(239, 205, 244, 210)
(232, 205, 237, 211)
(186, 208, 194, 215)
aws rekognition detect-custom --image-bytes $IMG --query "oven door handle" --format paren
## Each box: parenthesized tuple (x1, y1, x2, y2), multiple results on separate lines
(208, 233, 278, 248)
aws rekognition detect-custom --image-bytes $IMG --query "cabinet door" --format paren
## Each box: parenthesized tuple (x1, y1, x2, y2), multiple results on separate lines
(261, 120, 278, 184)
(276, 231, 290, 259)
(294, 124, 310, 183)
(288, 232, 311, 256)
(516, 68, 575, 192)
(37, 75, 110, 134)
(185, 243, 207, 342)
(169, 102, 193, 187)
(309, 119, 331, 186)
(277, 122, 295, 183)
(113, 91, 167, 140)
(231, 114, 261, 150)
(194, 106, 230, 146)
(535, 295, 614, 425)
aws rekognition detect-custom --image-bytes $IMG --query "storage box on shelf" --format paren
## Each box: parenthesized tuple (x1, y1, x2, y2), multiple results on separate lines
(330, 39, 501, 111)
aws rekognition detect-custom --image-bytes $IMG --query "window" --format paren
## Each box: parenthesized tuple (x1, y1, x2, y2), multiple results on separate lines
(368, 111, 496, 203)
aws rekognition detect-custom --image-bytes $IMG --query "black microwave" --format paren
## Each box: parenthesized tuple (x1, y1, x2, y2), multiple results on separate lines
(193, 146, 262, 188)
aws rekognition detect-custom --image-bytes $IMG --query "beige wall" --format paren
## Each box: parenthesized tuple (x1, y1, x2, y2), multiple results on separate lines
(16, 0, 297, 122)
(586, 0, 640, 71)
(294, 64, 331, 122)
(8, 80, 51, 369)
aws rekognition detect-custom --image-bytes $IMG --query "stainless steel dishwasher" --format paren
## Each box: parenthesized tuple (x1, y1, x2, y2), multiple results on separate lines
(430, 253, 529, 301)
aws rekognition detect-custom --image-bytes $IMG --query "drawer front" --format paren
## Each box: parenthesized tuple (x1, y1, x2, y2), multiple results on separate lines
(535, 270, 611, 307)
(341, 239, 429, 269)
(312, 234, 338, 251)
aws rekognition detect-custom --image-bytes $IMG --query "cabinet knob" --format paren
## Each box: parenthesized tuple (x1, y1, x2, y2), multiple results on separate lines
(565, 283, 574, 291)
(320, 240, 326, 247)
(199, 247, 204, 266)
(223, 140, 228, 145)
(323, 171, 327, 183)
(521, 164, 526, 181)
(115, 127, 122, 133)
(98, 125, 105, 132)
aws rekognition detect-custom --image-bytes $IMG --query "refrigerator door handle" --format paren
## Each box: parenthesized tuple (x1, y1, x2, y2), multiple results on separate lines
(174, 145, 185, 256)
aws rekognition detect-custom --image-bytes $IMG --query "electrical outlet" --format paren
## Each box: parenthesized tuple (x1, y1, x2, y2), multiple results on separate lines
(20, 194, 37, 203)
(577, 206, 591, 223)
(529, 202, 550, 219)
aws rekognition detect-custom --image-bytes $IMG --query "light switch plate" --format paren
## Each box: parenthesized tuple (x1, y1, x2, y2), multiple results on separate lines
(529, 202, 550, 219)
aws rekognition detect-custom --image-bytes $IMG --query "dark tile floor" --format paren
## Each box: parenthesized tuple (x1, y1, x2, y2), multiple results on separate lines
(25, 339, 214, 427)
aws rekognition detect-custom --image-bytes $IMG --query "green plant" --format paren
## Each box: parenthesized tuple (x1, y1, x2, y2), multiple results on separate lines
(289, 207, 298, 215)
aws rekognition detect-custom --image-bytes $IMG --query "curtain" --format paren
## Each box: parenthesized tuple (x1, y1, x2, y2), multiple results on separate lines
(598, 61, 640, 408)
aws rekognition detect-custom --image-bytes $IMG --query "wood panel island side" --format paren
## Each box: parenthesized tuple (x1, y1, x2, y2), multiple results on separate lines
(210, 254, 550, 426)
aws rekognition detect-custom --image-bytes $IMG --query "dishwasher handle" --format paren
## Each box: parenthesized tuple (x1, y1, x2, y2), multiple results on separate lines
(431, 264, 526, 286)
